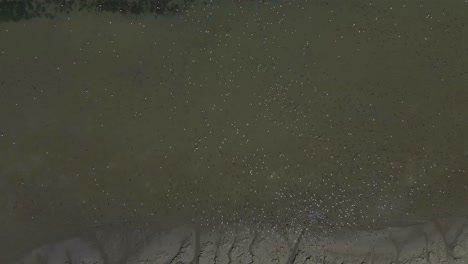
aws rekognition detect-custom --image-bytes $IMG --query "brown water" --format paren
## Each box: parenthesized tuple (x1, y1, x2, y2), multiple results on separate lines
(1, 0, 468, 262)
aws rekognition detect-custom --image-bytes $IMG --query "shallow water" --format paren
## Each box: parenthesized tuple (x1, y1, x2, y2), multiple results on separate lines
(1, 0, 468, 262)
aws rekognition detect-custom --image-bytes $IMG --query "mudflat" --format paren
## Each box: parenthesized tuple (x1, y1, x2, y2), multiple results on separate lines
(1, 0, 468, 263)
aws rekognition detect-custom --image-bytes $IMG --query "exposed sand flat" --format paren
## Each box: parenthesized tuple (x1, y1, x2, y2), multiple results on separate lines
(11, 217, 468, 264)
